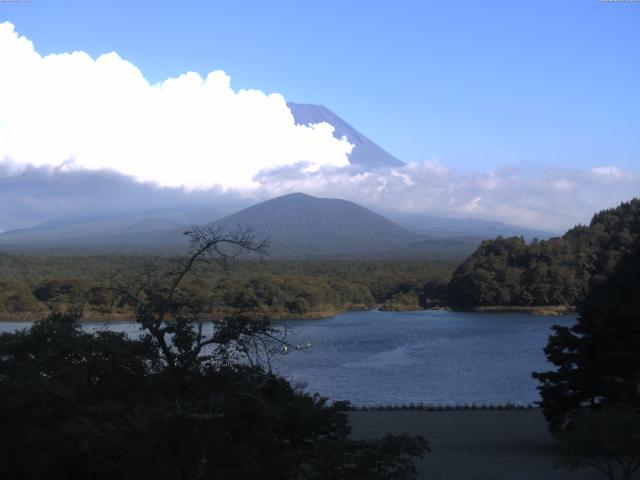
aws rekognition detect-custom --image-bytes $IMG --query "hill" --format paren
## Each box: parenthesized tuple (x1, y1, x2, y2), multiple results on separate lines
(288, 103, 404, 169)
(0, 192, 477, 258)
(0, 191, 550, 259)
(0, 188, 560, 259)
(446, 198, 640, 308)
(0, 208, 225, 253)
(211, 192, 469, 258)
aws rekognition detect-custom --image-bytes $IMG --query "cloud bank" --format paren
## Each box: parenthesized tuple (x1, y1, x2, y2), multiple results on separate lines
(0, 22, 637, 234)
(1, 160, 638, 233)
(253, 162, 640, 232)
(0, 22, 352, 189)
(0, 161, 241, 231)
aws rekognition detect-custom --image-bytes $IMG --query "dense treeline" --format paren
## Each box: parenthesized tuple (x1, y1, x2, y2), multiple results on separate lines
(533, 238, 640, 479)
(534, 238, 640, 429)
(0, 256, 455, 320)
(3, 198, 638, 316)
(447, 199, 640, 308)
(0, 227, 428, 479)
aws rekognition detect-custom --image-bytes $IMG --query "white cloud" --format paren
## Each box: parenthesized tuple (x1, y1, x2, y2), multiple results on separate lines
(253, 162, 640, 231)
(590, 166, 636, 183)
(1, 22, 638, 234)
(0, 22, 352, 189)
(1, 157, 638, 232)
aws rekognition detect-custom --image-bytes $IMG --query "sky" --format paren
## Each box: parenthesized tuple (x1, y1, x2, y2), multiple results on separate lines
(0, 0, 639, 231)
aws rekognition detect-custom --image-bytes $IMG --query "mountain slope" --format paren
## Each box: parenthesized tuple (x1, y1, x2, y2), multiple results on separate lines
(0, 189, 552, 259)
(0, 190, 546, 258)
(0, 208, 225, 252)
(384, 211, 556, 240)
(288, 103, 404, 169)
(211, 193, 421, 257)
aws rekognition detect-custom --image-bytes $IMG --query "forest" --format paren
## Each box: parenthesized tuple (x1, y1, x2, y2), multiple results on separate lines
(0, 227, 429, 480)
(447, 199, 640, 309)
(1, 198, 638, 319)
(0, 255, 455, 321)
(1, 202, 639, 478)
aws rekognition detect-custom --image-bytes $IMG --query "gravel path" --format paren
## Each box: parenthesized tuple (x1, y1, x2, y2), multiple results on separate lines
(348, 410, 602, 480)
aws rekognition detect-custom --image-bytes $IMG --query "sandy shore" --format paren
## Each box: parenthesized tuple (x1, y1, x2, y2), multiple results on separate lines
(348, 409, 601, 480)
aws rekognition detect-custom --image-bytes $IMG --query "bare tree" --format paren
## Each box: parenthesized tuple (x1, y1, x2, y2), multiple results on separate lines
(0, 225, 429, 480)
(111, 225, 282, 370)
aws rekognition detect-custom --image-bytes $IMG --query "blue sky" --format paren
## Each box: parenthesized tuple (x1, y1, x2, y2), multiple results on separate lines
(3, 0, 639, 171)
(0, 1, 639, 232)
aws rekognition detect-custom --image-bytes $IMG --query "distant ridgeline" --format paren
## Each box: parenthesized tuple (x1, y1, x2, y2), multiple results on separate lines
(447, 199, 640, 309)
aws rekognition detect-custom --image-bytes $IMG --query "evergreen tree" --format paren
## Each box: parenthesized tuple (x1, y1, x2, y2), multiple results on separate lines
(533, 239, 640, 430)
(448, 198, 640, 308)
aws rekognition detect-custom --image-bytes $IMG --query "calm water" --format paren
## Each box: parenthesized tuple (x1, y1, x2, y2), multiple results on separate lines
(0, 310, 575, 406)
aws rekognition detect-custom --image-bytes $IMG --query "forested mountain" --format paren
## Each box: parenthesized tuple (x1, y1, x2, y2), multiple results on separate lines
(447, 199, 640, 308)
(0, 189, 478, 258)
(0, 175, 551, 258)
(212, 192, 416, 255)
(210, 193, 478, 258)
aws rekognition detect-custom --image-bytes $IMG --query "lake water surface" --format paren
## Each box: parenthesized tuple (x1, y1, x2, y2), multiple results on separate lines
(0, 310, 575, 406)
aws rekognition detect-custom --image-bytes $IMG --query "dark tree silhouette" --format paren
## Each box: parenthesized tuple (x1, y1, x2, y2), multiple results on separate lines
(533, 239, 640, 429)
(0, 227, 428, 480)
(533, 239, 640, 479)
(556, 406, 640, 480)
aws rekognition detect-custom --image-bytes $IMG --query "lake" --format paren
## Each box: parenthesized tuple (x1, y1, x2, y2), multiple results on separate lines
(0, 310, 575, 406)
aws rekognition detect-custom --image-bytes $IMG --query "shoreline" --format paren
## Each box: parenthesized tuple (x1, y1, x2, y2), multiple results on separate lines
(0, 306, 367, 323)
(0, 304, 575, 323)
(471, 305, 575, 316)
